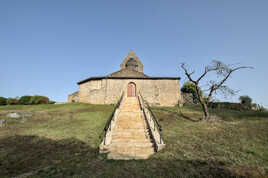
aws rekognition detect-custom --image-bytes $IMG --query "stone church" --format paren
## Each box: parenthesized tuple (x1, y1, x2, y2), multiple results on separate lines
(68, 50, 182, 106)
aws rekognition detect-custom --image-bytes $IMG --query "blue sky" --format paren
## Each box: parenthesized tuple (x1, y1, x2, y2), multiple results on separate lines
(0, 0, 267, 107)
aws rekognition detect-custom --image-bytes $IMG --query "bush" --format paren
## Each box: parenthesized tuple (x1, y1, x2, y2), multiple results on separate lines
(0, 97, 7, 105)
(7, 98, 19, 105)
(30, 95, 50, 104)
(18, 96, 32, 105)
(49, 100, 56, 104)
(2, 96, 50, 105)
(181, 81, 196, 93)
(181, 81, 203, 104)
(239, 95, 252, 106)
(259, 105, 267, 112)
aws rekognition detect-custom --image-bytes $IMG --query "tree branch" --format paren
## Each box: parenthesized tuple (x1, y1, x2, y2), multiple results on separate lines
(206, 66, 253, 102)
(181, 63, 196, 84)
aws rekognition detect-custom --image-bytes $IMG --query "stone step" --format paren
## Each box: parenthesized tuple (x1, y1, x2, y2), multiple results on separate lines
(120, 110, 142, 113)
(107, 152, 152, 160)
(117, 118, 144, 122)
(112, 131, 149, 137)
(111, 138, 151, 144)
(114, 128, 149, 132)
(107, 148, 155, 160)
(121, 105, 140, 107)
(120, 109, 140, 112)
(116, 122, 145, 126)
(112, 135, 151, 141)
(117, 118, 143, 122)
(109, 142, 154, 148)
(112, 134, 150, 139)
(116, 121, 145, 126)
(121, 103, 139, 105)
(117, 116, 144, 120)
(108, 145, 155, 154)
(115, 124, 146, 129)
(112, 133, 150, 139)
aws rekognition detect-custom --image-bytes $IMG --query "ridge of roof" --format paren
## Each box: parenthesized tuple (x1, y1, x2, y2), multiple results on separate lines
(77, 76, 180, 85)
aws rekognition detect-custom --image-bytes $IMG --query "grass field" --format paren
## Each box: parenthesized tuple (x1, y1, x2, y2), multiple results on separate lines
(0, 103, 267, 178)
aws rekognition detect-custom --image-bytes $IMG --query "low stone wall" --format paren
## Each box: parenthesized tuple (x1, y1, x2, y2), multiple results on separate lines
(68, 91, 79, 103)
(181, 92, 194, 105)
(208, 102, 251, 110)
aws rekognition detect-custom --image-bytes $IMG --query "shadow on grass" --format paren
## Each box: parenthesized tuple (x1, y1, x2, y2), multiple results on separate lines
(178, 109, 201, 122)
(154, 107, 200, 122)
(171, 105, 268, 122)
(1, 135, 264, 178)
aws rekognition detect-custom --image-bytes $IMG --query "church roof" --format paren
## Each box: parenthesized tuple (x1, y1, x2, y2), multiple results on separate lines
(107, 68, 148, 78)
(77, 76, 180, 85)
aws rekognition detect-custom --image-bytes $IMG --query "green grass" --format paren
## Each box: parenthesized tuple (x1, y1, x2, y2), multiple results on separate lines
(0, 103, 267, 177)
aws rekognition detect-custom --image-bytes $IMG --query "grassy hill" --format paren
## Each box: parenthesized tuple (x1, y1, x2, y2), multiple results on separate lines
(0, 103, 267, 177)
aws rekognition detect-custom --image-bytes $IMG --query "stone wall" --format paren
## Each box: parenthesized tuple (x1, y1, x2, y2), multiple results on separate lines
(181, 92, 194, 105)
(68, 91, 79, 103)
(78, 78, 181, 106)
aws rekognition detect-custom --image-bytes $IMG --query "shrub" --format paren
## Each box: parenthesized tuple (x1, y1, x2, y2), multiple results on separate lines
(239, 95, 252, 106)
(18, 96, 32, 105)
(49, 100, 56, 104)
(257, 104, 267, 112)
(30, 95, 50, 104)
(0, 97, 7, 105)
(181, 81, 196, 93)
(181, 81, 203, 104)
(7, 98, 19, 105)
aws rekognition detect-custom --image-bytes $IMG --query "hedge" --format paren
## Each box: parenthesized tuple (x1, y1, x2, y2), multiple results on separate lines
(7, 98, 19, 105)
(0, 96, 51, 105)
(30, 95, 50, 104)
(0, 97, 7, 105)
(18, 96, 32, 105)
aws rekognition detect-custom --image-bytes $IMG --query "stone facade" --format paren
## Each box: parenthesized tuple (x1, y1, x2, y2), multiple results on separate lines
(78, 78, 181, 106)
(69, 50, 182, 106)
(68, 91, 79, 103)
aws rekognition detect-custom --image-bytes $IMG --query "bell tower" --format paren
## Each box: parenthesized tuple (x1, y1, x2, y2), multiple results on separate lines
(120, 50, 143, 73)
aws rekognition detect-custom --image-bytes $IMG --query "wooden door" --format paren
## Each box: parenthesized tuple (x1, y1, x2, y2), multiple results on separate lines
(127, 83, 136, 97)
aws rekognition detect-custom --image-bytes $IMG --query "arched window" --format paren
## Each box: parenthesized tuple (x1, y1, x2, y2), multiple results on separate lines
(125, 58, 138, 71)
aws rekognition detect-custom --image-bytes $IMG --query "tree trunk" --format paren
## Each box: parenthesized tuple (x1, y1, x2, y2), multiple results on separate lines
(200, 100, 210, 120)
(195, 85, 210, 120)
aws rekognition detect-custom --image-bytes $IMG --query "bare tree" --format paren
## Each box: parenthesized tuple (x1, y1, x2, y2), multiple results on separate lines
(181, 60, 253, 120)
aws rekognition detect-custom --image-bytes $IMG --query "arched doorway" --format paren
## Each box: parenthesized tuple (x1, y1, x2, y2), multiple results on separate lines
(127, 82, 136, 97)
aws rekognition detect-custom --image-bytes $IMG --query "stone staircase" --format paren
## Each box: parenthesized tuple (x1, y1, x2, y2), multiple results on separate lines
(106, 97, 155, 160)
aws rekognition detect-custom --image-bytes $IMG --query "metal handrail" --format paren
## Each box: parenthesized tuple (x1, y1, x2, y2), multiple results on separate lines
(99, 92, 124, 145)
(138, 92, 163, 143)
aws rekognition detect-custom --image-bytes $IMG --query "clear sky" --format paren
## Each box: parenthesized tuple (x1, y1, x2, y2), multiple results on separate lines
(0, 0, 267, 107)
